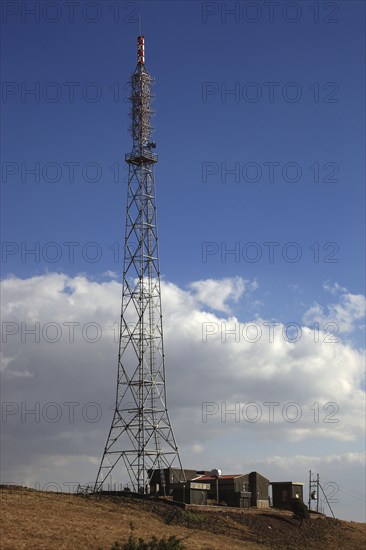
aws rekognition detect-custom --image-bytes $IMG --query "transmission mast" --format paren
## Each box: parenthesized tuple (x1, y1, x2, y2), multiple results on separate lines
(308, 470, 335, 518)
(94, 36, 185, 494)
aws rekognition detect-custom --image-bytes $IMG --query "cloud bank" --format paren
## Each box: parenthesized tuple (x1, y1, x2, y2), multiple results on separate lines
(1, 273, 365, 520)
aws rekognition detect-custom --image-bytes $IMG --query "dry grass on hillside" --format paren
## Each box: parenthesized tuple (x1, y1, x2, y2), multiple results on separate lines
(1, 486, 365, 550)
(0, 487, 263, 550)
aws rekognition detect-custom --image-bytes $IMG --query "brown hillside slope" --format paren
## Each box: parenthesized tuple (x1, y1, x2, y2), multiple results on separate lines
(0, 487, 365, 550)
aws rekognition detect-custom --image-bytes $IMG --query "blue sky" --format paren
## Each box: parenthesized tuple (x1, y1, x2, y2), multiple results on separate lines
(1, 0, 365, 522)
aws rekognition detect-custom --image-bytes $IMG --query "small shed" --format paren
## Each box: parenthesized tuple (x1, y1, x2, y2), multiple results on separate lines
(270, 481, 304, 510)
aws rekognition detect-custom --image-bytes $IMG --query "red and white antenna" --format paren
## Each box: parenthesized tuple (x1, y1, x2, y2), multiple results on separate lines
(138, 36, 145, 65)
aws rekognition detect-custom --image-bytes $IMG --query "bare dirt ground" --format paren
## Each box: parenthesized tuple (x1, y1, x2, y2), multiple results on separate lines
(1, 486, 365, 550)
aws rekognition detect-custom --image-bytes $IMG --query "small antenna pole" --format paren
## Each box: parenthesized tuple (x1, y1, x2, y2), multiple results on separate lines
(308, 470, 311, 511)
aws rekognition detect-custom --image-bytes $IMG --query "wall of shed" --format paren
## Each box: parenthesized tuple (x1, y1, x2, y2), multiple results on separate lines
(271, 483, 304, 510)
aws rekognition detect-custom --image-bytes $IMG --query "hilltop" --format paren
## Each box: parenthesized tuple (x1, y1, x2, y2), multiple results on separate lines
(1, 486, 365, 549)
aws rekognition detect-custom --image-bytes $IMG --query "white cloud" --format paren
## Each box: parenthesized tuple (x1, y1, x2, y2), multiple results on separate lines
(303, 283, 365, 333)
(188, 276, 257, 313)
(0, 351, 34, 378)
(103, 270, 118, 279)
(322, 282, 348, 296)
(191, 444, 204, 454)
(261, 451, 366, 469)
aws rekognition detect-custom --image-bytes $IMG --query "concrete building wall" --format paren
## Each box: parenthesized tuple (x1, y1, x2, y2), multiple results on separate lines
(249, 472, 270, 508)
(149, 468, 198, 495)
(172, 486, 208, 505)
(256, 499, 270, 509)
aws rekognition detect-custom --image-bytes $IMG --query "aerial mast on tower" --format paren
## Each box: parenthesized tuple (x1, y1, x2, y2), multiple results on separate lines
(94, 36, 185, 494)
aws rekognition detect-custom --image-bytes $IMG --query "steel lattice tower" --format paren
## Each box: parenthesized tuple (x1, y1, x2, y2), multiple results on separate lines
(94, 37, 185, 495)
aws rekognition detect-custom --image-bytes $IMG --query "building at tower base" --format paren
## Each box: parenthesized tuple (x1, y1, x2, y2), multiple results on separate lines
(150, 468, 270, 509)
(270, 481, 305, 510)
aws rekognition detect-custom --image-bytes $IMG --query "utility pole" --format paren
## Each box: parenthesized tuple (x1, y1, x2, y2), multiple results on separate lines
(308, 470, 335, 518)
